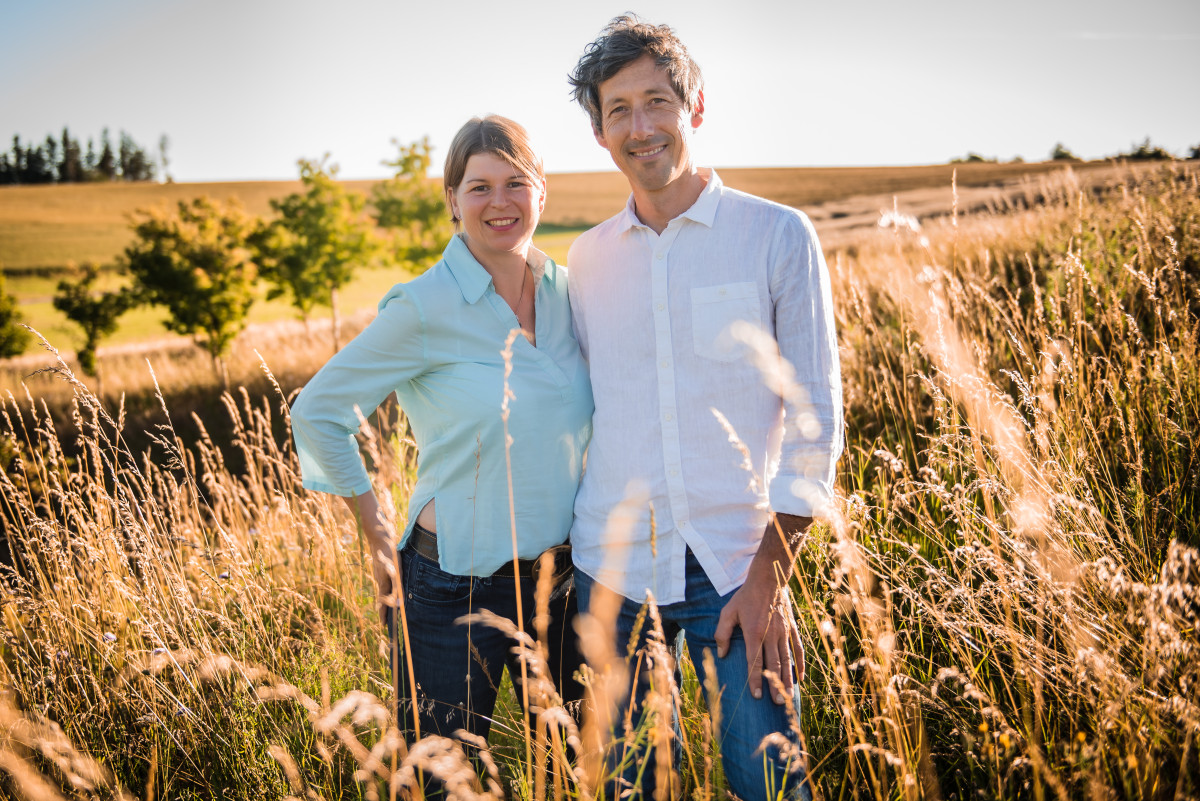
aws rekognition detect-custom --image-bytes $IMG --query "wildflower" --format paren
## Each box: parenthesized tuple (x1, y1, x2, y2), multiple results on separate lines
(102, 632, 116, 643)
(219, 572, 230, 580)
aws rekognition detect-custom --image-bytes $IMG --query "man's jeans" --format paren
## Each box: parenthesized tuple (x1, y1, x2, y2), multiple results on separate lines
(386, 543, 584, 743)
(575, 550, 812, 801)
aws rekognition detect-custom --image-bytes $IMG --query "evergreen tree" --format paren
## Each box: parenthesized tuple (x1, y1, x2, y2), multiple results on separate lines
(9, 136, 24, 180)
(59, 127, 83, 183)
(118, 131, 155, 181)
(42, 136, 60, 182)
(97, 128, 116, 180)
(84, 138, 97, 179)
(158, 134, 171, 183)
(21, 141, 53, 184)
(372, 137, 453, 275)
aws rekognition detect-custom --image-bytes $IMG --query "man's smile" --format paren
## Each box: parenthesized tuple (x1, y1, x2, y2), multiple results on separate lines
(630, 144, 667, 159)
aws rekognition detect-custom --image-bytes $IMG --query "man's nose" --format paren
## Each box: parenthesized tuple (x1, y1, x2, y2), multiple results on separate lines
(630, 106, 654, 139)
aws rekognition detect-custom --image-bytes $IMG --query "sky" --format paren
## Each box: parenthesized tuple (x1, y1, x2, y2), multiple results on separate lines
(3, 0, 1198, 182)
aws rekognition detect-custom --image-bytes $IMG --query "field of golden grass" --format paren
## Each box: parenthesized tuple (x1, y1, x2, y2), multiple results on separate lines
(0, 163, 1196, 798)
(0, 160, 1131, 363)
(0, 161, 1115, 272)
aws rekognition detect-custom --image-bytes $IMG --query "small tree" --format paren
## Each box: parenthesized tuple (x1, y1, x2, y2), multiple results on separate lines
(96, 128, 116, 180)
(0, 268, 30, 357)
(1123, 137, 1173, 161)
(53, 263, 139, 382)
(124, 197, 258, 386)
(1189, 143, 1200, 161)
(1051, 142, 1079, 161)
(254, 156, 379, 350)
(372, 137, 453, 275)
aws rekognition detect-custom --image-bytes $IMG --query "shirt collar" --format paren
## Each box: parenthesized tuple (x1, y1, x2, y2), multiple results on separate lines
(615, 168, 723, 233)
(443, 233, 555, 304)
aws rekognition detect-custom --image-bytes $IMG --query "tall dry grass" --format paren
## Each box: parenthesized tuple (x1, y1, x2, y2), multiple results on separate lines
(0, 164, 1195, 799)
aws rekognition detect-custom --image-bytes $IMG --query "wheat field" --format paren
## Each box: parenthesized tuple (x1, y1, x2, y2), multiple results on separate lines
(0, 163, 1197, 799)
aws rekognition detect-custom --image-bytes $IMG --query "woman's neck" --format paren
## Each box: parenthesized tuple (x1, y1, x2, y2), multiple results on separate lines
(461, 233, 529, 301)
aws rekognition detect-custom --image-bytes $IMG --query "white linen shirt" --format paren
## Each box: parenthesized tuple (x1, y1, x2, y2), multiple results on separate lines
(567, 169, 842, 604)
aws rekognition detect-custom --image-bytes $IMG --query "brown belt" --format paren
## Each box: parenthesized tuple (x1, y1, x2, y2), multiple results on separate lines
(407, 523, 572, 583)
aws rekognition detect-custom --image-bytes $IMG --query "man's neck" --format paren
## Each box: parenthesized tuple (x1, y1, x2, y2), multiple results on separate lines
(631, 167, 708, 235)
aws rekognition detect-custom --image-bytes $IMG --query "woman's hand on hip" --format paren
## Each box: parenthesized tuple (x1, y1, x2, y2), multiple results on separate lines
(343, 492, 400, 619)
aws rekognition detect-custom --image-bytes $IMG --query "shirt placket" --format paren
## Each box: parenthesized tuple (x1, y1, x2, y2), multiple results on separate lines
(649, 224, 690, 599)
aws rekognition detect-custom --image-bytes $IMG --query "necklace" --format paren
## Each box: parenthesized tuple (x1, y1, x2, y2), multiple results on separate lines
(516, 266, 535, 345)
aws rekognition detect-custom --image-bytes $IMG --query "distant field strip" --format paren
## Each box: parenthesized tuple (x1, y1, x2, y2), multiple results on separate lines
(0, 161, 1112, 272)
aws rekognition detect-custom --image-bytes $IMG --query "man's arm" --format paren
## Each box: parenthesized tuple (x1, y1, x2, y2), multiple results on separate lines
(715, 210, 842, 704)
(714, 512, 810, 703)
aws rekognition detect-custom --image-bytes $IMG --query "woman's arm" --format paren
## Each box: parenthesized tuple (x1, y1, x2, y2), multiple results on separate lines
(342, 491, 399, 617)
(291, 287, 428, 497)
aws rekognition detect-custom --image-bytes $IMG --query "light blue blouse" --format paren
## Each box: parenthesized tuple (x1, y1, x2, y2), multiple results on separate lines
(291, 235, 594, 577)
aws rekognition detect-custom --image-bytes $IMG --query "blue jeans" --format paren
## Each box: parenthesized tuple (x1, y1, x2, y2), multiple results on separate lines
(387, 544, 584, 743)
(575, 550, 811, 801)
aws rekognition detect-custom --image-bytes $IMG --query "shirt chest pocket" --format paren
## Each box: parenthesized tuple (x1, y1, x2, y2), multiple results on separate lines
(690, 282, 762, 363)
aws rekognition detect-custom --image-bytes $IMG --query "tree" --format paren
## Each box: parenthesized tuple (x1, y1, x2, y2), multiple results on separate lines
(124, 197, 259, 386)
(371, 137, 453, 276)
(96, 128, 116, 180)
(1051, 142, 1079, 161)
(1189, 143, 1200, 161)
(0, 269, 30, 358)
(59, 127, 83, 183)
(158, 134, 172, 183)
(118, 131, 155, 181)
(53, 263, 139, 381)
(1122, 137, 1173, 161)
(254, 156, 379, 350)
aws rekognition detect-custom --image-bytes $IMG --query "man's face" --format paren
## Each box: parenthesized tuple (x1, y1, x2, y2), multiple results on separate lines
(594, 54, 703, 195)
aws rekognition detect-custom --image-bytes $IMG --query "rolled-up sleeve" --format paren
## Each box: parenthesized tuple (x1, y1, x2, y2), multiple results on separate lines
(291, 287, 427, 496)
(767, 213, 843, 518)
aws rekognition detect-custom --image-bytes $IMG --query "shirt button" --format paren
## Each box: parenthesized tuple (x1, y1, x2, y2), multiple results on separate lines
(656, 253, 664, 260)
(660, 360, 669, 368)
(656, 303, 664, 311)
(669, 468, 679, 476)
(664, 413, 673, 421)
(719, 288, 727, 296)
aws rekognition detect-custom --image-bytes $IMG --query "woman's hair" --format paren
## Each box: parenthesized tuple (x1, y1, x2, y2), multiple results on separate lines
(568, 14, 703, 134)
(443, 115, 545, 224)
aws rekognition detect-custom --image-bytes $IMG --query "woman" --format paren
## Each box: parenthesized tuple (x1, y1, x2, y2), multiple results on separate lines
(291, 116, 593, 745)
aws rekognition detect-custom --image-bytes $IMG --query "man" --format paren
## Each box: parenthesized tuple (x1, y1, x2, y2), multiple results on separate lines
(566, 15, 842, 801)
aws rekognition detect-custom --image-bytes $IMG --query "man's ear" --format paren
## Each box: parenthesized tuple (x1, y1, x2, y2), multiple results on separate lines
(594, 125, 609, 150)
(691, 90, 705, 130)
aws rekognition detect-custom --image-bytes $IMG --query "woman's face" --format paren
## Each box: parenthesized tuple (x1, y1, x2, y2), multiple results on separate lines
(449, 152, 545, 264)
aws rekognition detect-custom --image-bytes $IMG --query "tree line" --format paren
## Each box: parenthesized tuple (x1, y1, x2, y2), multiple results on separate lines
(0, 127, 162, 185)
(0, 138, 451, 389)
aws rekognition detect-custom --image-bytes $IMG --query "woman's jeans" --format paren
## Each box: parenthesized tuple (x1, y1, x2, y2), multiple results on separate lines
(574, 549, 811, 801)
(386, 543, 584, 744)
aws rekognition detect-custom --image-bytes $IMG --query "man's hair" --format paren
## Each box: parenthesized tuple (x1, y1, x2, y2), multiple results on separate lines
(568, 14, 703, 134)
(443, 115, 544, 225)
